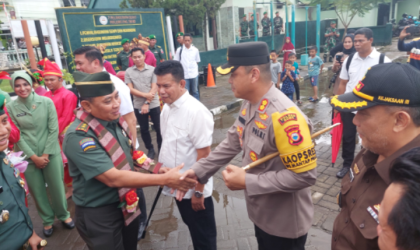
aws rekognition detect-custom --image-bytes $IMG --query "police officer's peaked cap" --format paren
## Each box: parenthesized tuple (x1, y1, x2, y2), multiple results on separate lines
(217, 42, 270, 75)
(330, 63, 420, 112)
(73, 71, 115, 98)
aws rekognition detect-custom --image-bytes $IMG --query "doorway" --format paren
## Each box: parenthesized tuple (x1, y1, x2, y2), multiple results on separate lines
(377, 3, 390, 25)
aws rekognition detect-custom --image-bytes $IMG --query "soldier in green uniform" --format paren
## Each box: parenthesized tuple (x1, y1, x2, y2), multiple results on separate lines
(149, 34, 165, 65)
(261, 12, 272, 37)
(116, 38, 131, 71)
(63, 71, 197, 250)
(324, 21, 340, 62)
(0, 93, 47, 250)
(249, 14, 259, 38)
(176, 32, 184, 48)
(240, 14, 249, 39)
(274, 11, 283, 35)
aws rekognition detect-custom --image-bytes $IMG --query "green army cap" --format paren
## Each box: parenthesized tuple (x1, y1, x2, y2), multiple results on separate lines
(121, 38, 130, 45)
(0, 94, 6, 116)
(275, 11, 279, 14)
(331, 21, 336, 24)
(264, 11, 267, 15)
(149, 34, 156, 40)
(73, 71, 115, 98)
(242, 14, 246, 18)
(217, 41, 270, 75)
(176, 32, 184, 38)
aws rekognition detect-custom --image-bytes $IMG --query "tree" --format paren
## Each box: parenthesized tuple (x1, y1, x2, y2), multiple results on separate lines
(202, 0, 225, 50)
(309, 0, 391, 35)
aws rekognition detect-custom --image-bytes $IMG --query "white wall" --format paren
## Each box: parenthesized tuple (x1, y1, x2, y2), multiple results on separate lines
(5, 0, 62, 24)
(320, 8, 378, 29)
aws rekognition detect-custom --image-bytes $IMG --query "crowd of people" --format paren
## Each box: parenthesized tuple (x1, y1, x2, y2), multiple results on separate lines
(1, 17, 420, 250)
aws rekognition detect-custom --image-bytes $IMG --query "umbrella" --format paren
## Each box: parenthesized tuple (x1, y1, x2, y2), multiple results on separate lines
(331, 112, 343, 168)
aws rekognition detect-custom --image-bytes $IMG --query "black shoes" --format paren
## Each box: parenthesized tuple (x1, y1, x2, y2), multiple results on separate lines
(43, 227, 54, 237)
(336, 167, 350, 179)
(62, 219, 75, 229)
(147, 148, 156, 159)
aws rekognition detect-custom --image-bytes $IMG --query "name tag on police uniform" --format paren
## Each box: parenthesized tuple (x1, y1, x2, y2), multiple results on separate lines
(16, 112, 26, 117)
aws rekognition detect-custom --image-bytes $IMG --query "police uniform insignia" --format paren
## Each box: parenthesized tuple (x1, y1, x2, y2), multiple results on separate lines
(0, 210, 9, 223)
(76, 122, 90, 133)
(238, 116, 246, 125)
(353, 164, 360, 174)
(250, 151, 258, 162)
(237, 126, 244, 138)
(374, 204, 381, 212)
(239, 138, 243, 147)
(355, 82, 364, 91)
(241, 108, 246, 116)
(3, 158, 8, 165)
(272, 106, 317, 174)
(367, 206, 379, 224)
(79, 138, 96, 152)
(13, 168, 19, 178)
(19, 179, 25, 188)
(128, 139, 132, 146)
(254, 120, 267, 129)
(122, 130, 127, 137)
(259, 112, 269, 121)
(284, 125, 303, 146)
(258, 99, 269, 112)
(278, 113, 297, 125)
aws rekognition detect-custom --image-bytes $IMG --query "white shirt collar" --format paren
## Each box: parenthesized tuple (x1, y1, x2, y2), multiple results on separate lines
(170, 90, 189, 109)
(355, 47, 379, 60)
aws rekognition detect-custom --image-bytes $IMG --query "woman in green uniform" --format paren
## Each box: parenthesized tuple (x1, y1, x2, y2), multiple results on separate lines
(6, 71, 74, 237)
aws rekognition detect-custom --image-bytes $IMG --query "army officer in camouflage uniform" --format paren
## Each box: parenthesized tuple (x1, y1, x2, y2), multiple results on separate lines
(149, 34, 165, 65)
(261, 12, 272, 36)
(249, 14, 259, 38)
(0, 93, 46, 250)
(274, 11, 283, 34)
(64, 71, 197, 250)
(240, 14, 249, 38)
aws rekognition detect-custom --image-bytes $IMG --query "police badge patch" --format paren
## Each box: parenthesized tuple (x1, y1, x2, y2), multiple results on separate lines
(284, 124, 303, 146)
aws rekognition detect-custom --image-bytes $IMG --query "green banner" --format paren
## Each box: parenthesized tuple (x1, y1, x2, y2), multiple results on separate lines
(55, 8, 168, 72)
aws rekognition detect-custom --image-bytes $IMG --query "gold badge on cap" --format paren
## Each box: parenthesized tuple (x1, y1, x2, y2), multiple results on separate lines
(0, 210, 9, 223)
(353, 164, 360, 175)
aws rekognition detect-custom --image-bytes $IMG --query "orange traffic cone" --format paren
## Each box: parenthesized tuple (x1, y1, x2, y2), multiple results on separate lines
(206, 63, 217, 88)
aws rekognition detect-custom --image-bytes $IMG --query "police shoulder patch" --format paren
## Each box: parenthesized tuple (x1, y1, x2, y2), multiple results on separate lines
(79, 138, 96, 152)
(76, 122, 90, 133)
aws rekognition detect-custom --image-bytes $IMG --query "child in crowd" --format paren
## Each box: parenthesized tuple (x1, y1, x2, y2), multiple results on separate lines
(308, 46, 324, 102)
(270, 50, 282, 88)
(280, 60, 296, 100)
(288, 53, 302, 104)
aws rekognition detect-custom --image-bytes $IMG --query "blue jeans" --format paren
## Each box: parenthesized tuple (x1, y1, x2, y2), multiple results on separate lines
(185, 77, 200, 100)
(286, 93, 294, 100)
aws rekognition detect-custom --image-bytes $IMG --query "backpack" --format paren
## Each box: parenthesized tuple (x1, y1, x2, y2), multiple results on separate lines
(346, 52, 385, 76)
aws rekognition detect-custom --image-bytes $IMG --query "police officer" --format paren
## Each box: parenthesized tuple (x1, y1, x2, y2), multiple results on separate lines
(240, 14, 249, 39)
(274, 11, 283, 35)
(0, 93, 46, 250)
(63, 71, 197, 250)
(261, 12, 271, 36)
(249, 14, 259, 38)
(149, 34, 165, 65)
(180, 42, 317, 250)
(329, 63, 420, 250)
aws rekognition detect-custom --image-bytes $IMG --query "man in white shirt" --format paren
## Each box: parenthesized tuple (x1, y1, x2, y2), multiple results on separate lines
(156, 60, 216, 250)
(335, 28, 391, 178)
(174, 33, 201, 101)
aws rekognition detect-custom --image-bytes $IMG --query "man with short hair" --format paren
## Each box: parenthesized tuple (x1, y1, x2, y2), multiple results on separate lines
(240, 14, 249, 38)
(74, 46, 138, 150)
(378, 148, 420, 250)
(63, 71, 197, 250)
(156, 60, 216, 250)
(125, 47, 161, 159)
(176, 32, 184, 48)
(330, 63, 420, 250)
(274, 11, 283, 35)
(174, 33, 201, 100)
(249, 14, 260, 38)
(261, 12, 271, 36)
(335, 27, 391, 179)
(43, 58, 78, 199)
(117, 38, 131, 71)
(149, 34, 165, 65)
(180, 42, 316, 250)
(324, 21, 340, 62)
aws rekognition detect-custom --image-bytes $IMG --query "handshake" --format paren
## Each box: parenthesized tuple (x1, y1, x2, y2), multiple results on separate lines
(159, 164, 247, 201)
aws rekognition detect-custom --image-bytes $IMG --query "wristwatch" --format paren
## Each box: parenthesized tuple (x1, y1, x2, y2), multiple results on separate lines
(145, 101, 150, 105)
(194, 191, 203, 198)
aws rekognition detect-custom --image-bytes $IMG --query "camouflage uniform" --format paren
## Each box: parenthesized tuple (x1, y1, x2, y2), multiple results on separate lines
(261, 17, 272, 36)
(274, 16, 283, 35)
(240, 20, 249, 38)
(249, 19, 260, 37)
(324, 27, 340, 62)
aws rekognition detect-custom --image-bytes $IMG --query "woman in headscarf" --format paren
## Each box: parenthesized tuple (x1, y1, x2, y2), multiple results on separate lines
(281, 37, 296, 70)
(331, 34, 356, 95)
(6, 71, 74, 237)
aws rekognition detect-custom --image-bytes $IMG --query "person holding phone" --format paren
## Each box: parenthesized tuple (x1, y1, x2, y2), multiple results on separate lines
(331, 34, 356, 95)
(398, 25, 420, 71)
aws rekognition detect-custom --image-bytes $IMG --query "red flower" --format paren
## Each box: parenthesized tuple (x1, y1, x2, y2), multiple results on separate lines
(125, 190, 138, 205)
(132, 150, 144, 160)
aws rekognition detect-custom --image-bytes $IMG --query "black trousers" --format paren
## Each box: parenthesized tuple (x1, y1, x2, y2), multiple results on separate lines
(75, 203, 140, 250)
(341, 112, 357, 168)
(137, 188, 147, 237)
(175, 197, 217, 250)
(255, 225, 307, 250)
(293, 80, 300, 100)
(134, 107, 162, 151)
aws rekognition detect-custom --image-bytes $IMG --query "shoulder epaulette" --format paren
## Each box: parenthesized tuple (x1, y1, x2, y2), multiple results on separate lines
(157, 45, 161, 48)
(76, 122, 90, 133)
